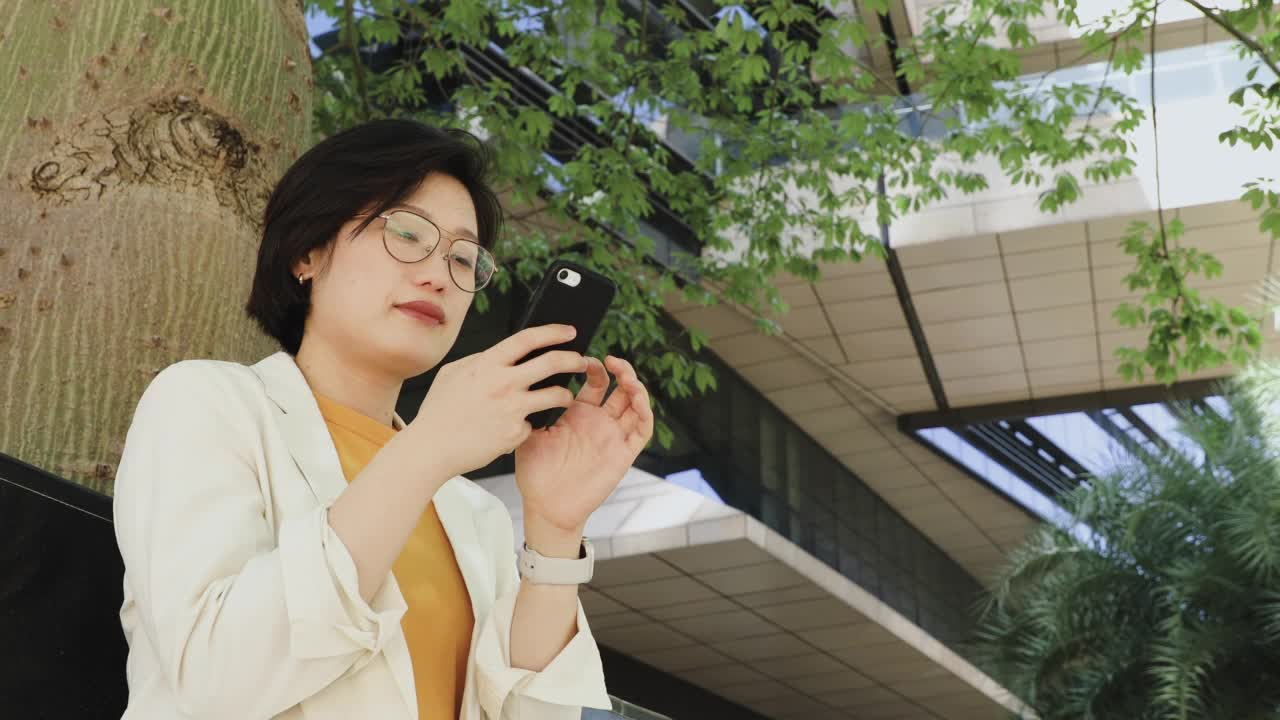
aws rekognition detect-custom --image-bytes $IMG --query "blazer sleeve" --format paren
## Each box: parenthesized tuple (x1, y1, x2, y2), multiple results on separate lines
(112, 362, 407, 720)
(472, 498, 613, 720)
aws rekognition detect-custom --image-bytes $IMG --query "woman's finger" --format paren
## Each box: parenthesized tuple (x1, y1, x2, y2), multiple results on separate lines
(621, 380, 654, 440)
(575, 357, 610, 406)
(630, 377, 654, 439)
(616, 392, 643, 437)
(601, 356, 637, 419)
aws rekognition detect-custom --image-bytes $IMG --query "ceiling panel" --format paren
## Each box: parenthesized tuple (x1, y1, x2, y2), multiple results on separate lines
(895, 234, 999, 266)
(1021, 336, 1099, 369)
(1001, 243, 1089, 279)
(1008, 270, 1092, 311)
(904, 257, 1005, 292)
(933, 345, 1025, 380)
(913, 282, 1013, 323)
(841, 356, 930, 388)
(998, 222, 1085, 254)
(922, 315, 1019, 353)
(672, 303, 757, 338)
(707, 331, 795, 367)
(737, 356, 831, 392)
(814, 271, 897, 304)
(839, 328, 920, 362)
(1015, 302, 1096, 341)
(765, 380, 849, 414)
(778, 305, 837, 339)
(826, 296, 909, 334)
(803, 336, 849, 365)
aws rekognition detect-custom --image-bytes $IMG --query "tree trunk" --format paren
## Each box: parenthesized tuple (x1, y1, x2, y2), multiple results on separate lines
(0, 0, 312, 492)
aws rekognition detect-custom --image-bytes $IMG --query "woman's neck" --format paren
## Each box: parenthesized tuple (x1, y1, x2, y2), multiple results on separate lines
(294, 336, 402, 428)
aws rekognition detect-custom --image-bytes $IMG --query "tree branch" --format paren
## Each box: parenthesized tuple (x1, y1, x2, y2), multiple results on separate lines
(1182, 0, 1280, 82)
(1148, 0, 1186, 322)
(344, 0, 372, 122)
(1150, 6, 1170, 261)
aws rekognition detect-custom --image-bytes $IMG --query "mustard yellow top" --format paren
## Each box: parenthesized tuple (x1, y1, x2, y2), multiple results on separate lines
(314, 392, 475, 720)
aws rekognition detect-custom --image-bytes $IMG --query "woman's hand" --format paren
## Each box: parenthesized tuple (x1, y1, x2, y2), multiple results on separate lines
(515, 355, 655, 548)
(407, 324, 587, 480)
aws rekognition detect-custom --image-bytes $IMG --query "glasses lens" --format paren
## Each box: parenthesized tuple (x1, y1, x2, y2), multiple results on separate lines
(447, 240, 496, 292)
(382, 211, 439, 262)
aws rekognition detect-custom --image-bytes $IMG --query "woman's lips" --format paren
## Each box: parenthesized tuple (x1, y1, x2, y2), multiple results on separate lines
(396, 305, 443, 326)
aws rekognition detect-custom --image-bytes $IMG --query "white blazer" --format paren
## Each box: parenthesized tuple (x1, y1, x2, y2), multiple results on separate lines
(112, 351, 612, 720)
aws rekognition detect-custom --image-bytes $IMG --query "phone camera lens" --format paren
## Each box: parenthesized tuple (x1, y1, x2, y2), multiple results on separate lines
(558, 269, 570, 281)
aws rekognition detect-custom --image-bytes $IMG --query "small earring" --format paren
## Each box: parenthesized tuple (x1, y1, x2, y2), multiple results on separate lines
(298, 274, 306, 285)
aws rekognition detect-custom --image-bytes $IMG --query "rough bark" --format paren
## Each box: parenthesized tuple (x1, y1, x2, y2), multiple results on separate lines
(0, 0, 312, 492)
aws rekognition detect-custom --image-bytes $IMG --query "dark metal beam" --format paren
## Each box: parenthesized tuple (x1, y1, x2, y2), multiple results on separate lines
(962, 419, 1088, 497)
(1085, 409, 1156, 463)
(898, 377, 1226, 431)
(1115, 407, 1173, 455)
(884, 241, 948, 410)
(870, 7, 949, 410)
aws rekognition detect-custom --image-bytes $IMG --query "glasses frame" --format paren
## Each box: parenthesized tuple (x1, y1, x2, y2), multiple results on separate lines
(373, 207, 500, 293)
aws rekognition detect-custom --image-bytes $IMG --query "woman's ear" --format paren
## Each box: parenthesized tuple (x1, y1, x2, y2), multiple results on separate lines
(291, 243, 332, 282)
(290, 254, 314, 282)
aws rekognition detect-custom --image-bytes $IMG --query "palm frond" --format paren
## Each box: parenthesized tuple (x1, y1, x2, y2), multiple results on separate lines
(972, 359, 1280, 719)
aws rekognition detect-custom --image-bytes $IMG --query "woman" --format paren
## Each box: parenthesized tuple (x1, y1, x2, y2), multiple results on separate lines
(112, 119, 653, 720)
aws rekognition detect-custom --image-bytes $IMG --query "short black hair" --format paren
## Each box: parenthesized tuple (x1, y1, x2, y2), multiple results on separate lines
(245, 119, 503, 355)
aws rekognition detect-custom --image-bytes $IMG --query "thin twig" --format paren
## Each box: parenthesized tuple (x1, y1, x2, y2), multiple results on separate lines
(1083, 27, 1122, 133)
(1183, 0, 1280, 81)
(1150, 8, 1168, 257)
(1148, 1, 1184, 317)
(344, 0, 372, 121)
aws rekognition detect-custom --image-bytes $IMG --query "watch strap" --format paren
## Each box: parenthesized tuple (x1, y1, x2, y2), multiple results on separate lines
(518, 537, 594, 585)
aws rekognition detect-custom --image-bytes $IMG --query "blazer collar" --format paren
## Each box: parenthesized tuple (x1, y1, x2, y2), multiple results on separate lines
(249, 351, 490, 720)
(250, 351, 407, 506)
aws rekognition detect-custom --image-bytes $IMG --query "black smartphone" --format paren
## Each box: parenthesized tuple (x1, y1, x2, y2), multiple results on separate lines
(513, 259, 617, 429)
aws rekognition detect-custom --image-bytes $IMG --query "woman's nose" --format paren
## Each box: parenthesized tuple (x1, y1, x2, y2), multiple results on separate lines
(412, 252, 453, 291)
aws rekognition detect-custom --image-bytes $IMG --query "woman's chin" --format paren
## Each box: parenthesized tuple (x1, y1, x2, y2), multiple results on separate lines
(386, 345, 443, 379)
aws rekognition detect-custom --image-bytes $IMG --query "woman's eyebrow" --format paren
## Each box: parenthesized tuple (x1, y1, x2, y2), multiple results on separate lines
(403, 203, 479, 242)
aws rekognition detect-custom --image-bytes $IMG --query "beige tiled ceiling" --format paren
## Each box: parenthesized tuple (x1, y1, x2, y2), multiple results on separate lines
(1021, 336, 1098, 369)
(826, 295, 908, 334)
(922, 315, 1019, 353)
(662, 197, 1262, 648)
(777, 282, 820, 308)
(813, 270, 896, 303)
(1008, 269, 1092, 311)
(1002, 243, 1089, 278)
(489, 470, 1030, 720)
(791, 404, 875, 437)
(904, 256, 1006, 292)
(707, 331, 795, 367)
(913, 282, 1012, 323)
(1027, 362, 1103, 389)
(1015, 303, 1095, 342)
(840, 356, 929, 388)
(801, 337, 848, 365)
(839, 327, 918, 362)
(776, 304, 836, 339)
(671, 303, 756, 339)
(737, 356, 832, 392)
(764, 380, 849, 415)
(896, 233, 999, 265)
(933, 345, 1025, 380)
(999, 222, 1085, 254)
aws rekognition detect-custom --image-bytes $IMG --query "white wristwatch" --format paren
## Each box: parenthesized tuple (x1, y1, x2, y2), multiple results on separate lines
(517, 538, 595, 585)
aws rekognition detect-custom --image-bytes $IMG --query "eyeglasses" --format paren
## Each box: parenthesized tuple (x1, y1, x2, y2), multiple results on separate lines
(373, 208, 499, 293)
